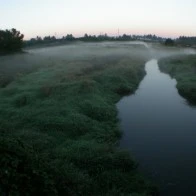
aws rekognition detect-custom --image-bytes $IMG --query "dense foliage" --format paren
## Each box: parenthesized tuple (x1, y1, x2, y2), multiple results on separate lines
(164, 38, 175, 46)
(0, 28, 24, 54)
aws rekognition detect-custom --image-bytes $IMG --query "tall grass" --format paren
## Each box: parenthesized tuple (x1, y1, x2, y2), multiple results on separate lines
(0, 44, 158, 195)
(159, 54, 196, 104)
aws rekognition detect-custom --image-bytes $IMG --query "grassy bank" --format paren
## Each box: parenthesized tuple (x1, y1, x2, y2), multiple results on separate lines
(0, 44, 157, 195)
(0, 53, 48, 88)
(159, 54, 196, 105)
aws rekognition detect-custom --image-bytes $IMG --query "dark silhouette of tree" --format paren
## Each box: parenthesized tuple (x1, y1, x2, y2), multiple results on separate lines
(0, 28, 24, 54)
(65, 34, 75, 41)
(36, 36, 42, 43)
(43, 36, 56, 42)
(165, 38, 175, 46)
(176, 36, 196, 46)
(116, 34, 132, 41)
(24, 32, 169, 48)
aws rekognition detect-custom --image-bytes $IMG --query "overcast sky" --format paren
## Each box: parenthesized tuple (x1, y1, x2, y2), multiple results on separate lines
(1, 0, 196, 39)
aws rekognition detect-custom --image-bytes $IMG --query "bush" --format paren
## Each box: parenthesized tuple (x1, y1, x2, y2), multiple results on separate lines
(0, 28, 24, 54)
(165, 38, 175, 46)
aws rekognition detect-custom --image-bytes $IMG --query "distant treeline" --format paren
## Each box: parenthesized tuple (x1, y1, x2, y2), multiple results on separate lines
(24, 33, 166, 48)
(0, 28, 24, 54)
(25, 34, 196, 48)
(1, 28, 196, 53)
(176, 36, 196, 46)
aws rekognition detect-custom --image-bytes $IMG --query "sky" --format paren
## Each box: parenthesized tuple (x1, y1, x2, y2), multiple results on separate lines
(1, 0, 196, 39)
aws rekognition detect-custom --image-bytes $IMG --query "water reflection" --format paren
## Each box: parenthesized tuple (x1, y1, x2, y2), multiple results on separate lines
(117, 59, 196, 196)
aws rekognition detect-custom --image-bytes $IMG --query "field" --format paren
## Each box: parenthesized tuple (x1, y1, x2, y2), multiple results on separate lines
(0, 42, 159, 195)
(159, 54, 196, 105)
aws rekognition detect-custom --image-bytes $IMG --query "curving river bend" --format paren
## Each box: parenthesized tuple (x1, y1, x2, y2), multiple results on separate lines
(117, 59, 196, 196)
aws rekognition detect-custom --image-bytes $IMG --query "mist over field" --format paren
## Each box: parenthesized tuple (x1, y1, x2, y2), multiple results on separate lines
(1, 26, 196, 196)
(1, 0, 196, 195)
(0, 42, 159, 196)
(1, 41, 192, 83)
(0, 42, 150, 84)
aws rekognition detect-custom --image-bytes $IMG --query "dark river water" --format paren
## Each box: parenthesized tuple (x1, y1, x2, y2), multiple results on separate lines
(117, 59, 196, 196)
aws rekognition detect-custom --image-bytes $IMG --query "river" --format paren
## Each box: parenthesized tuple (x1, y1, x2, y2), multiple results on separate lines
(117, 59, 196, 196)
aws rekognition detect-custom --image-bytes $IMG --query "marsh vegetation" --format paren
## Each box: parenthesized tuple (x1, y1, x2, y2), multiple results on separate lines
(0, 43, 159, 195)
(159, 54, 196, 105)
(1, 40, 195, 195)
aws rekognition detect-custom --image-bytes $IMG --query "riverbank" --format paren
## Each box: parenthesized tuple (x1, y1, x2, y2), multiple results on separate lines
(117, 58, 196, 196)
(159, 54, 196, 105)
(0, 44, 158, 195)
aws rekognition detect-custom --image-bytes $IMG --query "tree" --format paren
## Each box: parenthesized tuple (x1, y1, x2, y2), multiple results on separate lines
(165, 38, 174, 46)
(0, 28, 24, 54)
(65, 34, 75, 41)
